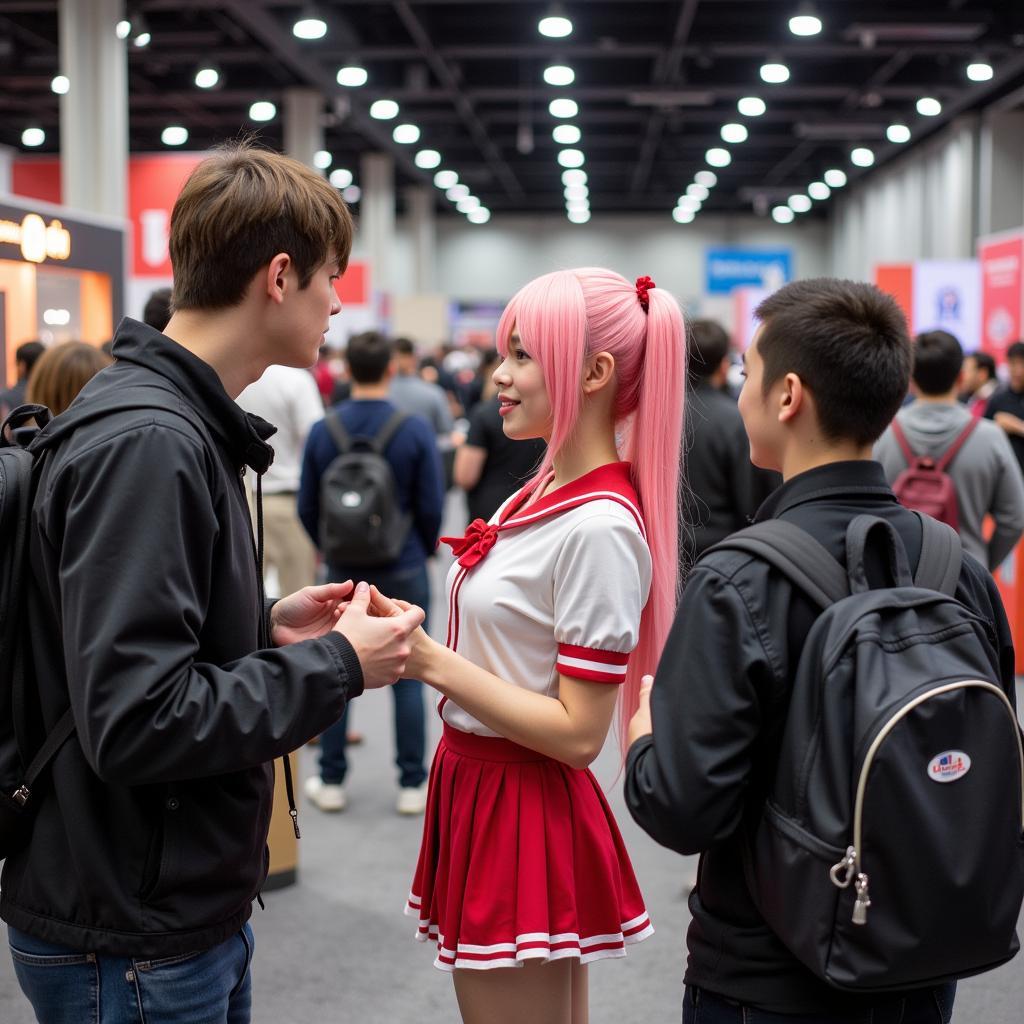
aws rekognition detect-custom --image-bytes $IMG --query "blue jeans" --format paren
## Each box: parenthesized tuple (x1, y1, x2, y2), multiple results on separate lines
(8, 923, 254, 1024)
(682, 983, 956, 1024)
(322, 564, 429, 789)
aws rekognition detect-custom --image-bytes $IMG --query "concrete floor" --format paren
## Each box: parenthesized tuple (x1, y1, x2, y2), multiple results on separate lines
(2, 495, 1023, 1022)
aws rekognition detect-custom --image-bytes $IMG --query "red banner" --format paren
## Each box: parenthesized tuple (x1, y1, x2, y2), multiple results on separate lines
(979, 233, 1024, 363)
(129, 154, 204, 278)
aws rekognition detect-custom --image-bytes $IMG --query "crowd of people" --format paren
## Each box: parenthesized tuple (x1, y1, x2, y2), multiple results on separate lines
(1, 142, 1022, 1024)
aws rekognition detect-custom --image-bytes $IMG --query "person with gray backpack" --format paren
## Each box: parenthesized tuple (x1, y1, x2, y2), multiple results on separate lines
(299, 330, 445, 816)
(624, 279, 1022, 1023)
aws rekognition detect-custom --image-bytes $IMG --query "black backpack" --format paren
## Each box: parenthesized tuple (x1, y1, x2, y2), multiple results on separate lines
(319, 410, 412, 568)
(707, 513, 1024, 992)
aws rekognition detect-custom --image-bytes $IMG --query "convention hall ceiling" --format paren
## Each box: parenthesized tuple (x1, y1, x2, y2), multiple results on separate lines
(2, 1, 1024, 223)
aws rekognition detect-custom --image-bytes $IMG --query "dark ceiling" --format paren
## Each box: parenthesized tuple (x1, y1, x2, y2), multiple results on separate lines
(2, 0, 1024, 221)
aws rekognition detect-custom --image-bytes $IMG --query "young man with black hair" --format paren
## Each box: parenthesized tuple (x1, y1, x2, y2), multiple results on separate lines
(624, 279, 1015, 1023)
(961, 350, 999, 417)
(3, 144, 425, 1024)
(876, 330, 1024, 570)
(0, 340, 45, 419)
(986, 340, 1024, 476)
(681, 319, 778, 566)
(299, 330, 445, 816)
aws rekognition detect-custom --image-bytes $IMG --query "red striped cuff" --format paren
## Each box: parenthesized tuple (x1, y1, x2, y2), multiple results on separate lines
(556, 643, 630, 684)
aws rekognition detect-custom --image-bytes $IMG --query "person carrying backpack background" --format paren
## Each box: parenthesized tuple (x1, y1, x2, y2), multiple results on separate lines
(875, 329, 1024, 571)
(299, 330, 445, 816)
(624, 279, 1018, 1024)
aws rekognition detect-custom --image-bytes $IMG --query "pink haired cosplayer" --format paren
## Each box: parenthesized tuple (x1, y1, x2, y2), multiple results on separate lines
(375, 267, 686, 1024)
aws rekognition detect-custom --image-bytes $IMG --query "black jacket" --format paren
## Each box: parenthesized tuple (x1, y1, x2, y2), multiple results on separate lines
(625, 460, 1015, 1014)
(1, 319, 363, 956)
(681, 381, 778, 567)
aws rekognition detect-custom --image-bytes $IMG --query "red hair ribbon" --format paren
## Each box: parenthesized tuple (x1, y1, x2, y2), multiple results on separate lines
(635, 275, 655, 312)
(440, 518, 500, 569)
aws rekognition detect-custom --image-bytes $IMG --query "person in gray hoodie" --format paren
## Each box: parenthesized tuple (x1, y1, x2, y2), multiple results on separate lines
(875, 329, 1024, 570)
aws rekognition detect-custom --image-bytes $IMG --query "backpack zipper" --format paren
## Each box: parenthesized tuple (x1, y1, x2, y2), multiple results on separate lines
(829, 679, 1024, 926)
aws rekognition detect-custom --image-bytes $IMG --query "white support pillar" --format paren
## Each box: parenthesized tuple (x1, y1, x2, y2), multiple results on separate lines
(59, 0, 128, 218)
(978, 110, 1024, 237)
(0, 145, 14, 194)
(361, 153, 396, 316)
(284, 88, 323, 170)
(405, 185, 436, 293)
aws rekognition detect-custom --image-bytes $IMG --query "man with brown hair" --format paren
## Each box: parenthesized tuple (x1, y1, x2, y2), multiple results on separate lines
(2, 143, 424, 1023)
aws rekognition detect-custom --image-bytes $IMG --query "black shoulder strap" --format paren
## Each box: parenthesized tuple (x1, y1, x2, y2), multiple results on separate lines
(703, 520, 849, 609)
(324, 411, 351, 454)
(371, 410, 409, 454)
(913, 512, 962, 595)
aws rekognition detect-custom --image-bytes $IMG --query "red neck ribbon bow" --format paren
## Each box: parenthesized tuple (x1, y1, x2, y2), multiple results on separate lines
(635, 275, 656, 312)
(441, 518, 501, 569)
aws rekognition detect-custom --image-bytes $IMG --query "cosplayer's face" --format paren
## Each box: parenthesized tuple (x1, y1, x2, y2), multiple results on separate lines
(494, 331, 553, 441)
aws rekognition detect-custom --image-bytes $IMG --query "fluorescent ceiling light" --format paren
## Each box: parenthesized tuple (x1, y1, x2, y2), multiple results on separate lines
(886, 123, 911, 144)
(115, 20, 131, 39)
(568, 209, 591, 223)
(807, 181, 831, 200)
(337, 66, 368, 87)
(544, 65, 575, 86)
(673, 207, 695, 224)
(457, 196, 481, 213)
(161, 126, 188, 146)
(539, 15, 573, 38)
(552, 124, 581, 145)
(342, 185, 361, 203)
(370, 99, 399, 120)
(706, 147, 731, 167)
(249, 101, 276, 122)
(392, 123, 420, 144)
(966, 61, 993, 82)
(468, 208, 491, 224)
(557, 149, 585, 168)
(549, 98, 579, 119)
(195, 66, 220, 89)
(687, 183, 710, 201)
(561, 169, 587, 186)
(51, 75, 69, 95)
(916, 97, 942, 116)
(446, 184, 470, 201)
(678, 196, 701, 211)
(330, 168, 353, 189)
(415, 149, 442, 169)
(314, 150, 332, 169)
(788, 194, 812, 213)
(738, 96, 766, 117)
(760, 62, 790, 84)
(720, 123, 749, 144)
(789, 6, 822, 36)
(21, 127, 45, 147)
(695, 170, 718, 187)
(434, 170, 458, 189)
(772, 205, 795, 223)
(293, 14, 327, 40)
(824, 168, 847, 188)
(564, 185, 589, 200)
(851, 147, 875, 166)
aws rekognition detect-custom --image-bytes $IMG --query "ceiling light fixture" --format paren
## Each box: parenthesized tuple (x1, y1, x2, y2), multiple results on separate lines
(434, 170, 458, 189)
(706, 147, 732, 167)
(721, 123, 749, 144)
(672, 207, 696, 224)
(807, 181, 831, 200)
(330, 168, 353, 189)
(161, 126, 188, 146)
(788, 194, 812, 212)
(772, 205, 795, 223)
(788, 4, 822, 36)
(115, 19, 131, 40)
(552, 124, 581, 145)
(687, 183, 710, 201)
(568, 209, 591, 224)
(51, 75, 69, 95)
(392, 123, 420, 144)
(194, 65, 220, 89)
(468, 208, 491, 224)
(548, 97, 579, 119)
(293, 7, 328, 40)
(337, 65, 369, 87)
(314, 150, 332, 169)
(851, 146, 875, 166)
(342, 185, 361, 204)
(916, 96, 942, 116)
(557, 148, 585, 168)
(543, 65, 575, 86)
(738, 96, 767, 117)
(131, 14, 151, 48)
(562, 169, 587, 187)
(566, 198, 589, 212)
(21, 127, 45, 147)
(249, 101, 276, 122)
(415, 149, 442, 169)
(564, 184, 589, 200)
(370, 99, 399, 120)
(678, 196, 701, 211)
(539, 11, 573, 38)
(457, 196, 481, 213)
(760, 60, 790, 84)
(824, 168, 847, 188)
(695, 170, 718, 187)
(966, 59, 993, 82)
(446, 184, 470, 202)
(886, 123, 911, 144)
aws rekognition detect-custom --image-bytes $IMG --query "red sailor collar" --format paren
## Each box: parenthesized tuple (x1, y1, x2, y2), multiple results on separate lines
(441, 462, 645, 569)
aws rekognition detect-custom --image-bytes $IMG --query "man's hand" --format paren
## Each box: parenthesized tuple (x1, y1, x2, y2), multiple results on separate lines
(994, 411, 1024, 437)
(626, 674, 655, 749)
(271, 582, 354, 646)
(333, 582, 425, 688)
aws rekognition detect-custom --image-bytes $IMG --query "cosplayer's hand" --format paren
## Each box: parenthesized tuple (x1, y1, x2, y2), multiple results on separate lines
(368, 588, 434, 680)
(626, 674, 655, 748)
(271, 581, 354, 645)
(333, 582, 425, 689)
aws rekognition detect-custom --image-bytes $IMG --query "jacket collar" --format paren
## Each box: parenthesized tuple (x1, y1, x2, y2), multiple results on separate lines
(754, 459, 896, 522)
(110, 317, 276, 472)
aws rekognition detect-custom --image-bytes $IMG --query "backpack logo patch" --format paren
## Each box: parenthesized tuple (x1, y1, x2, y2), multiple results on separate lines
(928, 750, 971, 783)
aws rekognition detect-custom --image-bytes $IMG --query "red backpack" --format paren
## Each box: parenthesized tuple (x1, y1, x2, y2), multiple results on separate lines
(890, 417, 978, 530)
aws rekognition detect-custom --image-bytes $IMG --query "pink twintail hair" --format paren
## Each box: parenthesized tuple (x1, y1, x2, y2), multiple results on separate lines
(496, 268, 686, 754)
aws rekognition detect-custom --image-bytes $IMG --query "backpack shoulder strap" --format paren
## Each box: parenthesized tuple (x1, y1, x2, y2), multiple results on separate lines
(934, 417, 980, 472)
(324, 411, 352, 454)
(912, 512, 962, 595)
(703, 520, 850, 609)
(890, 417, 916, 465)
(371, 410, 410, 454)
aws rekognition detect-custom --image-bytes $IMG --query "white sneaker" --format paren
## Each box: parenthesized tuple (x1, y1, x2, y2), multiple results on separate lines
(396, 783, 428, 816)
(304, 775, 346, 812)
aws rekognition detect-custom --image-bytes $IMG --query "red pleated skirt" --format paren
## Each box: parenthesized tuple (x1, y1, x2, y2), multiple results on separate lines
(405, 724, 654, 972)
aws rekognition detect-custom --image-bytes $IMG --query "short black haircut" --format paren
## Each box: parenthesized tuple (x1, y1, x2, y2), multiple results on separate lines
(143, 287, 173, 331)
(392, 336, 416, 357)
(15, 340, 45, 376)
(754, 278, 911, 446)
(1008, 341, 1024, 362)
(965, 350, 996, 381)
(912, 330, 963, 395)
(687, 319, 730, 381)
(345, 331, 393, 384)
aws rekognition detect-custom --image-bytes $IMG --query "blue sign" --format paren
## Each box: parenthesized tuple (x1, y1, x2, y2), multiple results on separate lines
(705, 248, 792, 295)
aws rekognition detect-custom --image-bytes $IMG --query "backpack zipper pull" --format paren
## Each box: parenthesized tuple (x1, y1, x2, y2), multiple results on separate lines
(852, 873, 871, 925)
(829, 846, 857, 888)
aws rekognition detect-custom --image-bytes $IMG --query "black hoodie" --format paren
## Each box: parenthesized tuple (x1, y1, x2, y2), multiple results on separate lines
(1, 319, 363, 956)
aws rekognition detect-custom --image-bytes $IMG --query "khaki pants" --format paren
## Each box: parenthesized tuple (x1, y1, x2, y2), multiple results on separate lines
(251, 491, 318, 598)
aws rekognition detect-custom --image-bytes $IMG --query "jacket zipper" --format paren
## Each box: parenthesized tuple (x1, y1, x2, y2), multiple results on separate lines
(829, 679, 1024, 925)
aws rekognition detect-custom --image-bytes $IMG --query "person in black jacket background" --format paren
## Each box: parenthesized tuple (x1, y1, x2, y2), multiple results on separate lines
(624, 279, 1014, 1023)
(2, 143, 424, 1024)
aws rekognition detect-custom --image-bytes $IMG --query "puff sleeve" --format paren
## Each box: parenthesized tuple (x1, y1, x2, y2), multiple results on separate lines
(552, 510, 652, 683)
